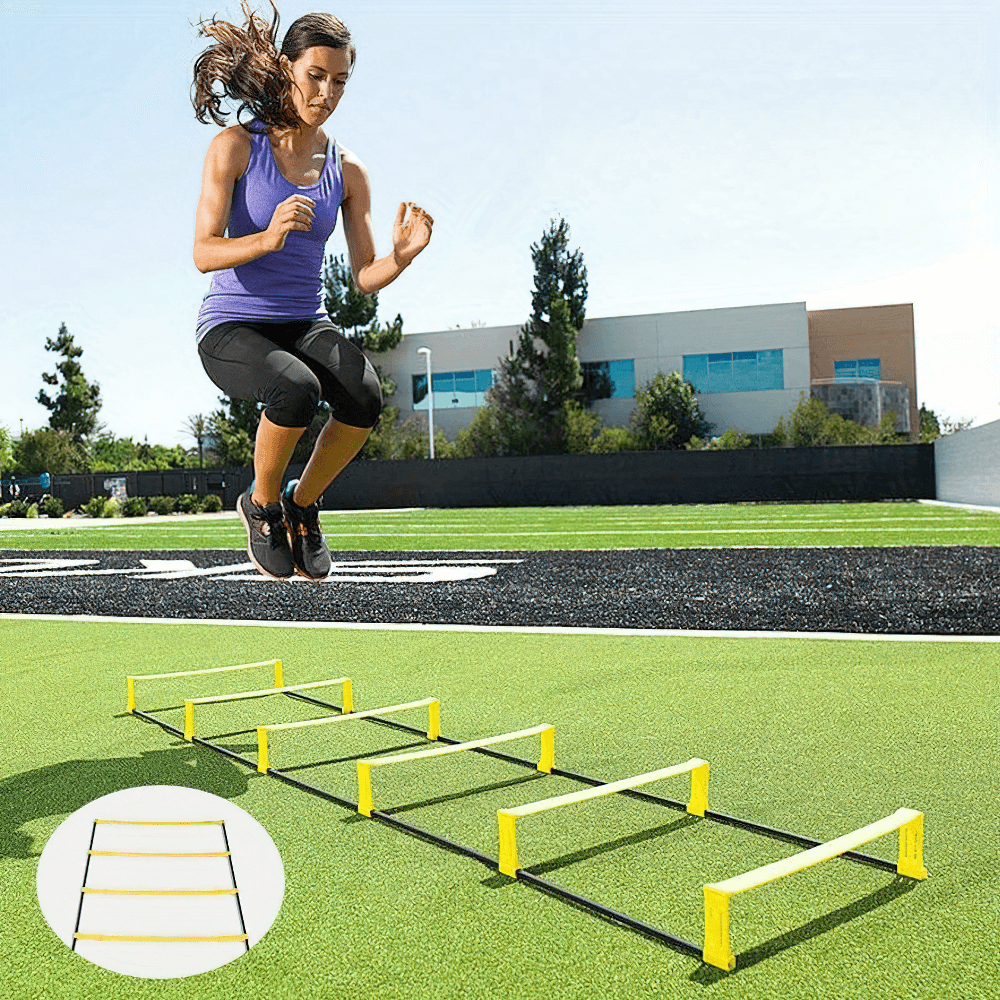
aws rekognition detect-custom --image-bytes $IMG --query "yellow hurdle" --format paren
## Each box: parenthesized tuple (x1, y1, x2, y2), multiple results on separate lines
(81, 888, 238, 896)
(256, 697, 440, 773)
(94, 819, 224, 826)
(497, 758, 709, 877)
(357, 724, 555, 817)
(183, 677, 352, 741)
(126, 660, 283, 713)
(702, 807, 928, 971)
(74, 934, 248, 943)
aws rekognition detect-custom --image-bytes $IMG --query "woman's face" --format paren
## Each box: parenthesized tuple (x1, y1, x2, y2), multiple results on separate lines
(282, 45, 352, 127)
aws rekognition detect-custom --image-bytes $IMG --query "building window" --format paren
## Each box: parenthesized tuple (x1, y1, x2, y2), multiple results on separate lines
(682, 349, 784, 394)
(582, 359, 636, 401)
(412, 368, 495, 409)
(834, 358, 880, 381)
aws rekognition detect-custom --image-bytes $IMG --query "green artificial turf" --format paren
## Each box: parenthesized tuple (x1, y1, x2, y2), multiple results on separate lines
(2, 501, 998, 550)
(1, 618, 997, 999)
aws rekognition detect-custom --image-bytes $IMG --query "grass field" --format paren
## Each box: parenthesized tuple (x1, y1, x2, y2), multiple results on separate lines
(2, 500, 999, 550)
(2, 618, 997, 999)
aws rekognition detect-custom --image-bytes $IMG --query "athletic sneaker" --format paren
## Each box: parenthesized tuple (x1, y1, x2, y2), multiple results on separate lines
(238, 485, 295, 580)
(281, 479, 332, 582)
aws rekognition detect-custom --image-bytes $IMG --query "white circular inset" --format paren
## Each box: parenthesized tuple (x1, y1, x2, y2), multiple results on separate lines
(36, 785, 284, 979)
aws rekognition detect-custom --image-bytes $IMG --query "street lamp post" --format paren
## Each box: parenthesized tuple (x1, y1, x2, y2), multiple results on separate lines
(416, 347, 435, 459)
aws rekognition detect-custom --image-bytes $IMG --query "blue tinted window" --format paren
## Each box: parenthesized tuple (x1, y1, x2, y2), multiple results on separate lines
(607, 359, 635, 398)
(683, 349, 784, 393)
(414, 368, 496, 409)
(835, 358, 880, 381)
(583, 359, 635, 400)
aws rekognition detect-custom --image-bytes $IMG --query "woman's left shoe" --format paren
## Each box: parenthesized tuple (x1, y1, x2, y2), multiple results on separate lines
(281, 479, 332, 582)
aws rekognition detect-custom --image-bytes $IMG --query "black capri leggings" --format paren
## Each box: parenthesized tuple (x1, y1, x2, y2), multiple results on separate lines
(198, 318, 383, 429)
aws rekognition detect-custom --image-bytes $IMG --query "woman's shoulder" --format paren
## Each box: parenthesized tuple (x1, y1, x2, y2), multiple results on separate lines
(337, 144, 369, 199)
(204, 124, 256, 179)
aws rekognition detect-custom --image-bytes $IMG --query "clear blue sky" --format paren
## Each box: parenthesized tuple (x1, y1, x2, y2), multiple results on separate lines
(1, 0, 996, 448)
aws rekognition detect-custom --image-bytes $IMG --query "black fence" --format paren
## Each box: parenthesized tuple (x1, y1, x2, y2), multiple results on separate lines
(42, 444, 935, 511)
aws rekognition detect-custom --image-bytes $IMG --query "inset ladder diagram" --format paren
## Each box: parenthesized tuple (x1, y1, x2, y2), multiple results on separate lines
(72, 820, 249, 958)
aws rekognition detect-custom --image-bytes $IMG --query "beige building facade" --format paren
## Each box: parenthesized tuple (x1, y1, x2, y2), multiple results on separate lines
(375, 301, 918, 440)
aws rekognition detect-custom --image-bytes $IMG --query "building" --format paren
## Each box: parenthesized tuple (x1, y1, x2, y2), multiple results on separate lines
(376, 301, 917, 440)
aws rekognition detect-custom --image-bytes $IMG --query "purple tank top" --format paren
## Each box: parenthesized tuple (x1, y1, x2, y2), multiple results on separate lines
(196, 122, 343, 342)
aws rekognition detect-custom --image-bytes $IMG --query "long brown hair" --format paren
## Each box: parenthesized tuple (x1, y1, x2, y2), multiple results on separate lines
(191, 1, 355, 132)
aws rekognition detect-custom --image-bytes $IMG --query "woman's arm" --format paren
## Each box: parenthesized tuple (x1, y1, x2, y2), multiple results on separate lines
(192, 127, 317, 274)
(340, 148, 433, 295)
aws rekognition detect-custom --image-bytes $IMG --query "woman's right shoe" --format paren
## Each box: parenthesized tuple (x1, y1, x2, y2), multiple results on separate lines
(238, 485, 295, 580)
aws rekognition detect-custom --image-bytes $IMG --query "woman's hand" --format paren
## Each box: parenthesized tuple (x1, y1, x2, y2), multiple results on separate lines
(265, 194, 316, 251)
(391, 201, 434, 268)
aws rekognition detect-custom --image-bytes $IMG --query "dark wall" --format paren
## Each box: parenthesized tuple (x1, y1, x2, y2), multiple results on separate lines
(50, 469, 231, 512)
(318, 445, 935, 508)
(46, 445, 935, 511)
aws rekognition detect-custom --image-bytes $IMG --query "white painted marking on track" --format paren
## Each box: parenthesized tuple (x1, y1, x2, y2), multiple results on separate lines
(0, 556, 519, 584)
(1, 613, 996, 643)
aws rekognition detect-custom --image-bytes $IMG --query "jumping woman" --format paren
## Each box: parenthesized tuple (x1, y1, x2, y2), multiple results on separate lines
(191, 2, 432, 581)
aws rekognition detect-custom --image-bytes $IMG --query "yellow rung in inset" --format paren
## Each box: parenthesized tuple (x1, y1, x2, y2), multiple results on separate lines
(82, 888, 238, 895)
(183, 676, 351, 741)
(702, 807, 927, 971)
(357, 724, 555, 817)
(497, 758, 708, 877)
(74, 934, 248, 943)
(126, 660, 283, 713)
(256, 697, 441, 773)
(88, 851, 231, 858)
(94, 819, 224, 826)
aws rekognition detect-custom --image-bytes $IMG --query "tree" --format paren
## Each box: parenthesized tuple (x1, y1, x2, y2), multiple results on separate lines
(13, 428, 90, 474)
(37, 323, 102, 442)
(918, 403, 941, 443)
(182, 414, 210, 468)
(629, 371, 713, 450)
(0, 426, 13, 472)
(466, 217, 590, 456)
(209, 412, 254, 467)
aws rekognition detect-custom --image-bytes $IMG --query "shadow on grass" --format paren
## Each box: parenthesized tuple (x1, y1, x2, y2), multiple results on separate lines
(688, 877, 920, 984)
(0, 745, 252, 859)
(480, 814, 700, 888)
(383, 771, 547, 816)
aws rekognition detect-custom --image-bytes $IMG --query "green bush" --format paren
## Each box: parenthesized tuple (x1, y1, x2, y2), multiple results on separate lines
(41, 496, 64, 518)
(564, 403, 602, 454)
(175, 494, 204, 514)
(101, 498, 121, 518)
(26, 502, 39, 518)
(687, 429, 755, 451)
(3, 500, 30, 518)
(122, 497, 147, 518)
(145, 495, 176, 515)
(590, 427, 641, 454)
(630, 371, 713, 450)
(82, 495, 107, 518)
(201, 493, 223, 513)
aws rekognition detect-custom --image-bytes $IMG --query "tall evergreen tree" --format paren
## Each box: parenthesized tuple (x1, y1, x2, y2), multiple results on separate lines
(474, 217, 589, 454)
(37, 323, 102, 442)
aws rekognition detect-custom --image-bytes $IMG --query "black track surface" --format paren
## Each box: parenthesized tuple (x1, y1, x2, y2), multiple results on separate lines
(1, 547, 998, 634)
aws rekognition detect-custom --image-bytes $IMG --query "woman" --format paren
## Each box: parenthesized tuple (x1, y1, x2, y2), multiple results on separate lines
(191, 1, 432, 581)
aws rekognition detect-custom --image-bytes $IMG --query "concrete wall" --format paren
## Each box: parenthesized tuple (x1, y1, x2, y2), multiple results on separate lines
(934, 419, 1000, 507)
(377, 301, 812, 438)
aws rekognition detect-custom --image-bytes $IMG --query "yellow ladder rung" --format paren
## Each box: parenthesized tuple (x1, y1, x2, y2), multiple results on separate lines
(88, 851, 230, 858)
(74, 934, 248, 943)
(81, 888, 238, 895)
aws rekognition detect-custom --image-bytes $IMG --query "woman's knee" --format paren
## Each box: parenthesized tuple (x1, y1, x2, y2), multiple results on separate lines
(262, 371, 321, 427)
